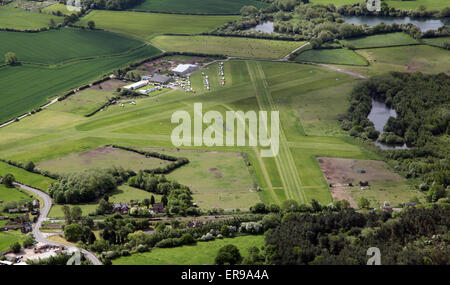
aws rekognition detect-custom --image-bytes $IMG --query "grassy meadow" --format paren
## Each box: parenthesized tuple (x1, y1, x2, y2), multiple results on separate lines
(0, 28, 144, 64)
(342, 32, 420, 49)
(41, 3, 72, 15)
(422, 36, 450, 48)
(0, 44, 161, 123)
(0, 161, 54, 191)
(0, 58, 384, 207)
(151, 35, 305, 59)
(0, 6, 63, 30)
(113, 235, 265, 265)
(295, 49, 368, 65)
(0, 230, 27, 252)
(0, 184, 33, 204)
(76, 10, 239, 41)
(131, 0, 268, 14)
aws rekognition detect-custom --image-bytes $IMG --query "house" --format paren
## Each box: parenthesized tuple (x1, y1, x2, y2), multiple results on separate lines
(139, 87, 157, 95)
(0, 216, 9, 220)
(150, 203, 165, 214)
(8, 208, 18, 214)
(21, 222, 32, 234)
(123, 80, 148, 90)
(148, 74, 171, 84)
(172, 64, 199, 75)
(32, 200, 40, 208)
(113, 203, 129, 215)
(1, 225, 22, 232)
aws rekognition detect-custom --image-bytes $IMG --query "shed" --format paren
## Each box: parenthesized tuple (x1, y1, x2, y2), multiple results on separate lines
(172, 64, 199, 75)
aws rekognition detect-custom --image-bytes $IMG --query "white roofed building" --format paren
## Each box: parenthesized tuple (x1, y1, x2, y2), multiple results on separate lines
(172, 64, 199, 75)
(124, 80, 148, 90)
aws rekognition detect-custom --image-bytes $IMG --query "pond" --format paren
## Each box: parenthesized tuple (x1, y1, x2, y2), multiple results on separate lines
(367, 98, 408, 149)
(342, 16, 450, 32)
(246, 21, 277, 33)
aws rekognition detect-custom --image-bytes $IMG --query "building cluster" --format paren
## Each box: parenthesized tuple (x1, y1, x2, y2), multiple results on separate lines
(112, 201, 166, 215)
(0, 200, 39, 233)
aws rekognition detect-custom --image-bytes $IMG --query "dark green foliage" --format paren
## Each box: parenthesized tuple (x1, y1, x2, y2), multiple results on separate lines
(49, 167, 134, 204)
(2, 173, 15, 188)
(215, 244, 242, 265)
(265, 205, 450, 265)
(81, 0, 144, 10)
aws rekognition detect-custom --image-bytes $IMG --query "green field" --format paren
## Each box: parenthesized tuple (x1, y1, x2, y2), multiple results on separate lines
(132, 0, 268, 14)
(342, 32, 420, 49)
(113, 235, 265, 265)
(422, 36, 450, 48)
(349, 182, 423, 208)
(0, 161, 54, 191)
(0, 230, 26, 252)
(37, 146, 170, 174)
(152, 35, 305, 59)
(0, 184, 33, 204)
(0, 59, 381, 207)
(76, 10, 239, 41)
(0, 6, 63, 30)
(0, 44, 161, 123)
(45, 89, 115, 116)
(295, 49, 368, 65)
(41, 3, 72, 15)
(310, 0, 450, 10)
(141, 148, 258, 210)
(0, 28, 145, 64)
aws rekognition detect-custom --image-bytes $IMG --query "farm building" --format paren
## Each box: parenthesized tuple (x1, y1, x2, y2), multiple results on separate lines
(148, 74, 172, 84)
(124, 80, 148, 90)
(172, 64, 199, 75)
(139, 87, 158, 95)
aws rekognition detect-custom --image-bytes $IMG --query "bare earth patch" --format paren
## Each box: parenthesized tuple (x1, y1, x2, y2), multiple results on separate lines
(317, 157, 405, 207)
(91, 79, 130, 91)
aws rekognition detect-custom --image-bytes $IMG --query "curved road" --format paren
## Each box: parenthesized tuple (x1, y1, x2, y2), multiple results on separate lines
(14, 182, 102, 265)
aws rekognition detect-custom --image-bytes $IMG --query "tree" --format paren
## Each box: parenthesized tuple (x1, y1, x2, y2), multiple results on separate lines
(358, 197, 371, 209)
(71, 206, 83, 222)
(24, 161, 35, 172)
(64, 223, 84, 242)
(2, 173, 15, 188)
(5, 52, 18, 65)
(10, 242, 21, 253)
(240, 5, 258, 16)
(143, 198, 151, 209)
(62, 205, 72, 224)
(49, 18, 56, 28)
(23, 235, 35, 248)
(150, 195, 155, 206)
(87, 20, 95, 30)
(215, 244, 242, 265)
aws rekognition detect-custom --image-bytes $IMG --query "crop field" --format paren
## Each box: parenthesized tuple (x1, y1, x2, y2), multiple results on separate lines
(0, 6, 63, 30)
(0, 28, 145, 64)
(422, 36, 450, 48)
(113, 235, 265, 265)
(0, 184, 33, 204)
(295, 49, 368, 65)
(310, 0, 450, 10)
(0, 230, 27, 252)
(132, 0, 268, 14)
(37, 146, 170, 174)
(0, 44, 161, 124)
(342, 32, 420, 49)
(76, 10, 239, 41)
(152, 35, 305, 59)
(0, 59, 383, 207)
